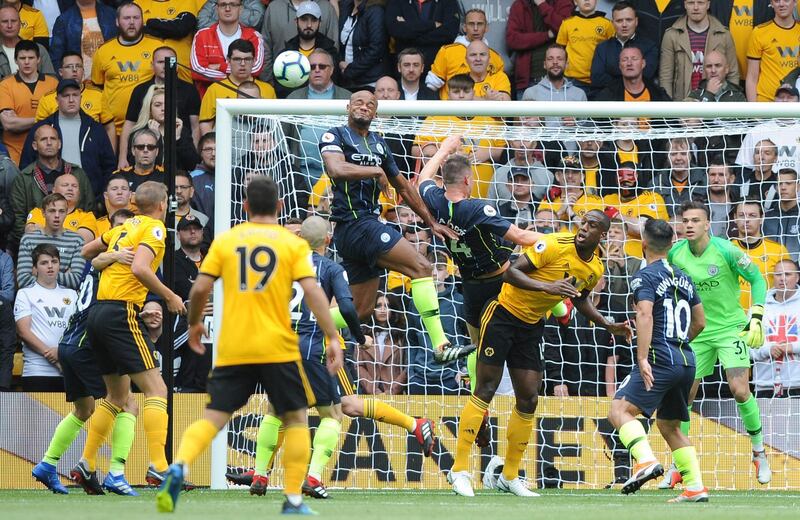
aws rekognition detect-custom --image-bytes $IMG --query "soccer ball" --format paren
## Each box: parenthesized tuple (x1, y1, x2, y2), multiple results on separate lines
(273, 50, 310, 89)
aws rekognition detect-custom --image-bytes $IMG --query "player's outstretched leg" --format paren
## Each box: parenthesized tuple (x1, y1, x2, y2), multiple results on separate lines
(341, 394, 436, 456)
(658, 419, 709, 503)
(609, 397, 663, 495)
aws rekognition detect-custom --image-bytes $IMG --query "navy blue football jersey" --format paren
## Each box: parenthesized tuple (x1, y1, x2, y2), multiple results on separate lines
(60, 264, 97, 348)
(291, 252, 352, 360)
(630, 259, 701, 366)
(419, 179, 513, 279)
(318, 125, 400, 223)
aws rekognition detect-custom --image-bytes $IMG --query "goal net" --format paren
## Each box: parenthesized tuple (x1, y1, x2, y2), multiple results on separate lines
(210, 99, 800, 491)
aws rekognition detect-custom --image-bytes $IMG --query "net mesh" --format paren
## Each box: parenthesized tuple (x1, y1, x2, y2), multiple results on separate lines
(219, 106, 800, 490)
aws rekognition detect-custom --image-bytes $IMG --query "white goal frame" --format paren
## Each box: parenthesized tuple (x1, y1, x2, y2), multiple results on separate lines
(208, 99, 800, 489)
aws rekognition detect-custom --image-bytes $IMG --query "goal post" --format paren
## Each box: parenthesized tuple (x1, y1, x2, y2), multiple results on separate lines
(208, 99, 800, 490)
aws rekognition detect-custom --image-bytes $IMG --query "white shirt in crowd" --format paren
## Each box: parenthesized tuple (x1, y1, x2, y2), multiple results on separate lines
(14, 282, 77, 378)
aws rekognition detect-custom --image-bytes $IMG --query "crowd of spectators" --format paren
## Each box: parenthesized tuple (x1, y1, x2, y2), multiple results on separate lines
(0, 0, 799, 403)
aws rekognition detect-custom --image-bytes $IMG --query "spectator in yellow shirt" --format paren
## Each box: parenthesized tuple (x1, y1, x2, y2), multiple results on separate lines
(556, 0, 614, 89)
(25, 172, 97, 242)
(465, 40, 511, 101)
(746, 0, 800, 101)
(0, 5, 54, 79)
(426, 8, 505, 99)
(7, 0, 48, 48)
(733, 198, 792, 308)
(538, 155, 604, 230)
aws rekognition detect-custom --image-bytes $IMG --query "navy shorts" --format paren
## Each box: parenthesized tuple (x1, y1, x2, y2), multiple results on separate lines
(59, 342, 107, 402)
(614, 363, 696, 421)
(303, 358, 341, 407)
(333, 217, 402, 284)
(461, 274, 504, 328)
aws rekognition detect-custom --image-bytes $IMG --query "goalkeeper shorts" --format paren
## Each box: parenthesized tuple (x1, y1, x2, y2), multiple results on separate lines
(691, 328, 750, 379)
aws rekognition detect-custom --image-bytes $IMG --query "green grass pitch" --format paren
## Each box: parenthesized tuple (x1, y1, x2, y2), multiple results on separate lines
(1, 489, 798, 520)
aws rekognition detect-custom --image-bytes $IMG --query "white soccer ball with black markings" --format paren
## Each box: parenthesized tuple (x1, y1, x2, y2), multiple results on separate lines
(273, 50, 310, 89)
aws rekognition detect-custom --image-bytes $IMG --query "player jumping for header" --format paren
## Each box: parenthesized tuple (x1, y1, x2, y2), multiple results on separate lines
(319, 90, 469, 363)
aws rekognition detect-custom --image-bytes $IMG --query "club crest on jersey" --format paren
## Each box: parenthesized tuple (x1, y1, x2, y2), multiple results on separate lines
(534, 240, 546, 253)
(484, 347, 495, 357)
(707, 264, 719, 276)
(63, 298, 71, 305)
(483, 205, 497, 217)
(321, 132, 335, 143)
(376, 143, 385, 155)
(380, 232, 391, 243)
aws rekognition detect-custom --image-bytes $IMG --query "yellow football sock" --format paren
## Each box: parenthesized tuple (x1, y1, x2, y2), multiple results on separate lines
(502, 407, 534, 480)
(143, 397, 169, 472)
(175, 418, 219, 466)
(282, 424, 311, 496)
(451, 395, 489, 473)
(82, 399, 120, 471)
(364, 398, 416, 432)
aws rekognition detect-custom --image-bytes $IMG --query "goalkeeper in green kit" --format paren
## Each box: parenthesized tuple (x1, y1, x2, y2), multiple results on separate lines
(662, 201, 771, 488)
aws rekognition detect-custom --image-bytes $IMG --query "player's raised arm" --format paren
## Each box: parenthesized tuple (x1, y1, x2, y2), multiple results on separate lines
(417, 134, 463, 184)
(573, 288, 633, 343)
(299, 276, 343, 374)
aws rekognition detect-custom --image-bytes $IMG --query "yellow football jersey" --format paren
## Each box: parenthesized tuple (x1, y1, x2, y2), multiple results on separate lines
(35, 84, 113, 124)
(27, 207, 98, 237)
(200, 222, 317, 366)
(603, 190, 667, 257)
(556, 13, 615, 84)
(95, 215, 111, 237)
(136, 0, 198, 83)
(97, 215, 166, 306)
(498, 232, 604, 324)
(198, 77, 276, 123)
(19, 5, 48, 42)
(473, 71, 512, 98)
(431, 42, 505, 99)
(732, 237, 791, 308)
(747, 20, 800, 101)
(414, 115, 504, 199)
(730, 0, 756, 76)
(91, 35, 162, 132)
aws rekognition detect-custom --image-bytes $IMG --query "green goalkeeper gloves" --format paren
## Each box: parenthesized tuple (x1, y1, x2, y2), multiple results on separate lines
(739, 304, 765, 347)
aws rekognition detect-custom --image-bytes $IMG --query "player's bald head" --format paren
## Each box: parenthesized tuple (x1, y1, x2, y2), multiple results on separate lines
(300, 216, 331, 250)
(135, 181, 168, 214)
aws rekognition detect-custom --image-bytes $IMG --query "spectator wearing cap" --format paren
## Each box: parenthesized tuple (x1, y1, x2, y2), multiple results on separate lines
(20, 78, 115, 198)
(539, 155, 604, 230)
(522, 44, 586, 127)
(173, 212, 212, 392)
(764, 168, 800, 261)
(490, 139, 552, 206)
(780, 65, 800, 94)
(261, 0, 339, 81)
(652, 137, 706, 217)
(281, 1, 338, 98)
(497, 166, 538, 227)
